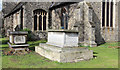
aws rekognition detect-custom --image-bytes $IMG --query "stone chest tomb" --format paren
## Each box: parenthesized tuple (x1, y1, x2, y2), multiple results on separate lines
(47, 30, 78, 47)
(9, 31, 28, 44)
(8, 31, 29, 51)
(35, 30, 93, 62)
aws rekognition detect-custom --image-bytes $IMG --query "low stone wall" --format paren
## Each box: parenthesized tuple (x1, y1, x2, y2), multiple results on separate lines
(35, 43, 93, 63)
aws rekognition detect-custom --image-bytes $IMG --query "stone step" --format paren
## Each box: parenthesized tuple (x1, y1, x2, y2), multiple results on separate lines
(35, 43, 93, 63)
(8, 42, 29, 48)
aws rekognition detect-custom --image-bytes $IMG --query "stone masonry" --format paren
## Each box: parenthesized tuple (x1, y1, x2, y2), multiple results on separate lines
(2, 1, 120, 47)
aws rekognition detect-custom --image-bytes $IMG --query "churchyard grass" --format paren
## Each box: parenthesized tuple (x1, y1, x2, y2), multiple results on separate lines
(0, 37, 119, 68)
(0, 37, 9, 44)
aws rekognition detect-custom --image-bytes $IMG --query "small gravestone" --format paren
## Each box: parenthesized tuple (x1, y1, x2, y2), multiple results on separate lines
(8, 31, 29, 54)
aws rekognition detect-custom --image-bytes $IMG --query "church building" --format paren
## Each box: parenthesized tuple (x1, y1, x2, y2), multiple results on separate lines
(2, 0, 120, 47)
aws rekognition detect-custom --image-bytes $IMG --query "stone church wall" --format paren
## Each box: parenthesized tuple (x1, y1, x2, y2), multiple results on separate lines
(118, 2, 120, 42)
(52, 8, 61, 29)
(89, 2, 105, 45)
(23, 2, 52, 40)
(90, 2, 119, 44)
(23, 2, 51, 30)
(4, 15, 13, 36)
(52, 2, 85, 44)
(3, 2, 119, 45)
(51, 2, 119, 46)
(4, 10, 21, 36)
(51, 2, 97, 46)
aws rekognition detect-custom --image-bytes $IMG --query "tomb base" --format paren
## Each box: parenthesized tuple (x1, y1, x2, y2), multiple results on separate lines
(8, 42, 29, 51)
(35, 43, 93, 63)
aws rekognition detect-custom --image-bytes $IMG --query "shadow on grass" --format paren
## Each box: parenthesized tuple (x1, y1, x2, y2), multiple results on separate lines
(1, 47, 9, 49)
(29, 47, 35, 51)
(29, 44, 39, 51)
(2, 40, 9, 44)
(93, 52, 98, 58)
(93, 55, 97, 58)
(97, 42, 106, 46)
(28, 40, 47, 51)
(93, 52, 98, 54)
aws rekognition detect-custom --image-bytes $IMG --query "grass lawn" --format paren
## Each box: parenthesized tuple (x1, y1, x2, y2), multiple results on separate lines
(0, 37, 119, 68)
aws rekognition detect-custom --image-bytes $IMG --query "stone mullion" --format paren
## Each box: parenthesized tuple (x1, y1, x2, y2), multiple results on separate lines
(32, 14, 34, 32)
(42, 12, 43, 31)
(37, 14, 39, 31)
(46, 12, 48, 30)
(39, 12, 42, 30)
(109, 0, 111, 27)
(113, 0, 115, 28)
(105, 0, 107, 27)
(43, 13, 46, 30)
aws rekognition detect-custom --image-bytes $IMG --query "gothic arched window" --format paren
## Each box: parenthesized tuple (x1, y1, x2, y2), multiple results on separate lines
(102, 0, 114, 27)
(33, 9, 47, 31)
